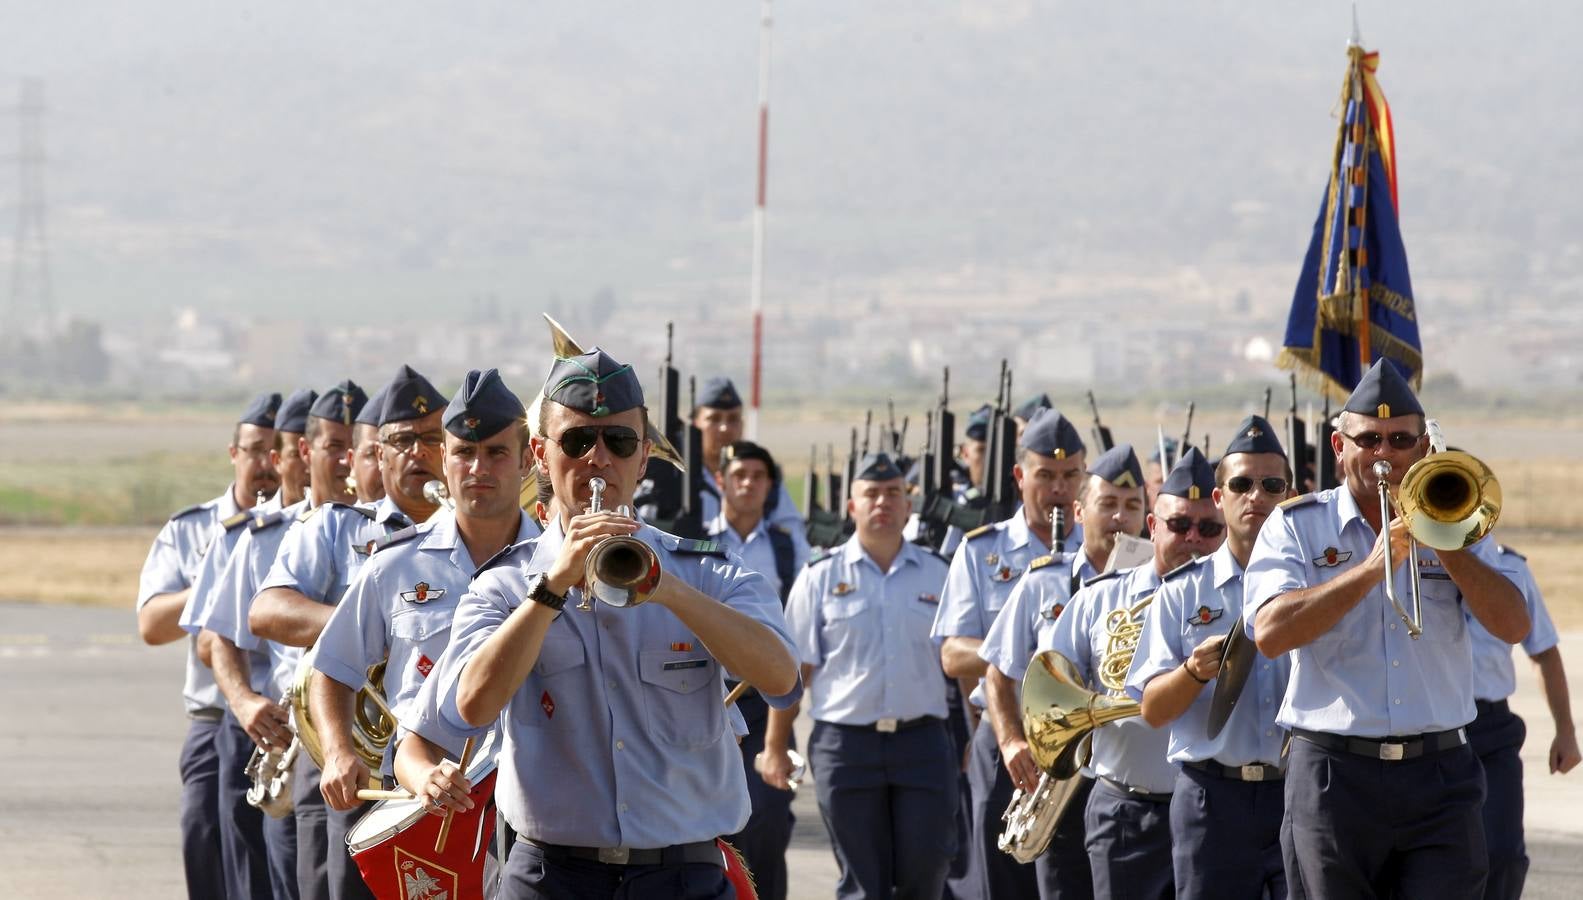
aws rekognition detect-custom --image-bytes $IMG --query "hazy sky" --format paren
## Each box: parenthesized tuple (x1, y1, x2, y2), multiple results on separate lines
(4, 0, 1579, 328)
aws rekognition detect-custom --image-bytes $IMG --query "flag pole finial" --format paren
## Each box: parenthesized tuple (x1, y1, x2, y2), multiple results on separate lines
(1349, 3, 1364, 48)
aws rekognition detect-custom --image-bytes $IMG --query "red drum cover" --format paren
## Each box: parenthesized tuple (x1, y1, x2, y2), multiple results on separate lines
(349, 770, 498, 900)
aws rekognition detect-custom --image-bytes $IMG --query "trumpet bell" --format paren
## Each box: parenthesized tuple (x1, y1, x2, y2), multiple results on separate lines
(1022, 650, 1140, 776)
(1398, 451, 1501, 551)
(584, 536, 662, 608)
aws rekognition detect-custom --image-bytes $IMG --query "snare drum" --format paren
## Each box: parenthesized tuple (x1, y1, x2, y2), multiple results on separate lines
(346, 730, 499, 900)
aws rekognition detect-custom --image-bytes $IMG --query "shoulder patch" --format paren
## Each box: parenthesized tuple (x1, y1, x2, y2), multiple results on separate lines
(326, 501, 377, 521)
(221, 511, 253, 531)
(1027, 554, 1056, 571)
(376, 525, 421, 552)
(964, 524, 997, 543)
(1162, 556, 1207, 582)
(673, 538, 728, 559)
(1498, 544, 1527, 561)
(249, 510, 286, 533)
(1081, 569, 1125, 588)
(170, 501, 213, 522)
(1278, 492, 1319, 511)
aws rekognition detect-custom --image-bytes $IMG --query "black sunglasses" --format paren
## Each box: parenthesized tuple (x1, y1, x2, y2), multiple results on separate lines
(1225, 476, 1289, 496)
(554, 425, 641, 459)
(1340, 430, 1422, 451)
(1163, 516, 1225, 538)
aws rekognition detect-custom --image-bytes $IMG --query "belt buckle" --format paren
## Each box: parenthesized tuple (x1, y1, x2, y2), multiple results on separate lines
(876, 718, 899, 733)
(1379, 742, 1406, 761)
(597, 847, 630, 865)
(1240, 764, 1265, 782)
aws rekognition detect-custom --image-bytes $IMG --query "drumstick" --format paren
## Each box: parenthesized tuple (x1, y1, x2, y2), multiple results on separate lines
(356, 788, 414, 801)
(434, 736, 476, 854)
(724, 681, 753, 707)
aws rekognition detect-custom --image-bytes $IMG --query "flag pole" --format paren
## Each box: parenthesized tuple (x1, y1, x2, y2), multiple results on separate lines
(747, 0, 773, 441)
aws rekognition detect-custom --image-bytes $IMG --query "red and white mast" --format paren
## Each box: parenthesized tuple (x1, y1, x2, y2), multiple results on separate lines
(747, 0, 772, 440)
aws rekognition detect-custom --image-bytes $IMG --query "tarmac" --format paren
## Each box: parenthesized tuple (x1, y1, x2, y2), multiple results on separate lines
(1, 601, 1578, 898)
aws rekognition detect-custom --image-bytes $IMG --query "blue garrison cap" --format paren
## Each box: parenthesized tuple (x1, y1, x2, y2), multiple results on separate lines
(355, 383, 388, 427)
(1159, 447, 1217, 501)
(543, 348, 644, 418)
(444, 368, 525, 441)
(1223, 415, 1286, 458)
(1149, 437, 1180, 465)
(853, 452, 905, 482)
(277, 388, 318, 433)
(238, 392, 282, 428)
(1344, 358, 1423, 419)
(1018, 407, 1086, 460)
(964, 403, 992, 442)
(1014, 393, 1053, 422)
(1088, 443, 1144, 489)
(698, 376, 743, 410)
(309, 380, 367, 428)
(720, 440, 781, 484)
(378, 365, 443, 426)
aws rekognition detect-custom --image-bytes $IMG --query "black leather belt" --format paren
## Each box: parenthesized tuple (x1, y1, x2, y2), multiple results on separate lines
(521, 837, 721, 867)
(1097, 776, 1172, 803)
(188, 708, 224, 723)
(830, 715, 941, 734)
(1184, 759, 1285, 782)
(1475, 699, 1510, 717)
(1292, 726, 1467, 762)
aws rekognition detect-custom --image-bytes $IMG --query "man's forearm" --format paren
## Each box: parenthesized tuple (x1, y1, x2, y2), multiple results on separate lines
(1255, 564, 1377, 657)
(984, 666, 1025, 747)
(1534, 647, 1576, 734)
(309, 675, 359, 759)
(137, 591, 190, 645)
(210, 634, 259, 707)
(659, 580, 798, 696)
(394, 733, 449, 796)
(250, 587, 335, 647)
(1139, 662, 1205, 727)
(941, 636, 988, 679)
(456, 602, 558, 728)
(1442, 550, 1529, 644)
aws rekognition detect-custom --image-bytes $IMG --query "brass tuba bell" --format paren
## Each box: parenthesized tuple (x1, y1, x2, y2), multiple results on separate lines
(577, 476, 662, 610)
(289, 649, 396, 788)
(1022, 649, 1142, 778)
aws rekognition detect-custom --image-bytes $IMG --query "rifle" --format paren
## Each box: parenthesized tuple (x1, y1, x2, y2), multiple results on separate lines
(668, 376, 708, 540)
(1316, 395, 1336, 491)
(1286, 374, 1312, 493)
(637, 323, 689, 529)
(985, 361, 1019, 524)
(1087, 391, 1115, 452)
(802, 443, 820, 516)
(1179, 401, 1196, 459)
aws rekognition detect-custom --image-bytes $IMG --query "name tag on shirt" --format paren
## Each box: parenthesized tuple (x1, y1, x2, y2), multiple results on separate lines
(663, 658, 709, 671)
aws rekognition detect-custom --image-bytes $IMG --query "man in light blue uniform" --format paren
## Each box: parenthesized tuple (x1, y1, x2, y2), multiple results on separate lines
(435, 348, 800, 899)
(1126, 416, 1293, 900)
(1464, 541, 1577, 900)
(761, 451, 954, 899)
(1246, 359, 1531, 900)
(209, 381, 366, 900)
(935, 406, 1086, 899)
(180, 385, 315, 899)
(136, 391, 281, 900)
(706, 439, 804, 900)
(312, 368, 541, 810)
(980, 443, 1147, 899)
(691, 376, 808, 555)
(253, 365, 447, 900)
(1047, 447, 1223, 900)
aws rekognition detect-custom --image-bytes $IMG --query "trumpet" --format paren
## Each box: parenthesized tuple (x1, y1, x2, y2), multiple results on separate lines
(424, 479, 455, 510)
(577, 476, 662, 611)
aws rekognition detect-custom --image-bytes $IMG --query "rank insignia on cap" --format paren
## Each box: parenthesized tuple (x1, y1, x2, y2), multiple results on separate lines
(540, 691, 555, 719)
(1042, 602, 1066, 621)
(984, 553, 1000, 567)
(992, 565, 1015, 583)
(1247, 425, 1263, 438)
(832, 582, 854, 596)
(1377, 404, 1390, 418)
(415, 654, 434, 678)
(400, 581, 444, 604)
(1314, 546, 1353, 567)
(464, 415, 480, 430)
(1194, 605, 1224, 625)
(353, 539, 378, 557)
(412, 396, 429, 414)
(1188, 486, 1202, 500)
(917, 593, 939, 605)
(1115, 471, 1137, 488)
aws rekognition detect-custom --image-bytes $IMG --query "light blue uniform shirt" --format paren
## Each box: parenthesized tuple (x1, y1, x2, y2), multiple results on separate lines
(979, 549, 1098, 685)
(1244, 486, 1485, 737)
(785, 536, 951, 724)
(211, 499, 313, 699)
(138, 487, 242, 714)
(314, 508, 541, 774)
(1046, 563, 1176, 794)
(260, 496, 412, 606)
(707, 512, 808, 598)
(437, 516, 800, 849)
(1126, 544, 1290, 766)
(699, 473, 810, 561)
(1469, 544, 1559, 702)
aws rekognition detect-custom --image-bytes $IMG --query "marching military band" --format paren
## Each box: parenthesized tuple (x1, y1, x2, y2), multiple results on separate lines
(136, 345, 1580, 900)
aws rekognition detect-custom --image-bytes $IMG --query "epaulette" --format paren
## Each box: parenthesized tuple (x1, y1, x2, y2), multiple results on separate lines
(1081, 569, 1125, 588)
(376, 525, 421, 552)
(670, 537, 728, 559)
(1162, 556, 1208, 582)
(1278, 493, 1318, 511)
(249, 510, 287, 533)
(806, 548, 836, 568)
(472, 539, 534, 578)
(1498, 544, 1526, 561)
(1027, 554, 1057, 571)
(326, 501, 377, 521)
(964, 524, 997, 543)
(221, 511, 253, 531)
(296, 504, 320, 522)
(170, 501, 213, 522)
(919, 545, 949, 565)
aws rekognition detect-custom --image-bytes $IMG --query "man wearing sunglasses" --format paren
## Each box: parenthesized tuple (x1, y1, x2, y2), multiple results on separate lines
(978, 442, 1148, 898)
(1046, 447, 1224, 900)
(253, 364, 447, 900)
(1125, 415, 1293, 900)
(434, 348, 799, 900)
(1245, 359, 1530, 900)
(934, 406, 1087, 899)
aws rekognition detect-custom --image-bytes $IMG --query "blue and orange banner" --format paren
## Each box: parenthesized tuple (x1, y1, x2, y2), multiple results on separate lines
(1279, 46, 1422, 397)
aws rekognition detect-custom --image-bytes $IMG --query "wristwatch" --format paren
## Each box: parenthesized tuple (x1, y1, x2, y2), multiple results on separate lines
(525, 574, 566, 611)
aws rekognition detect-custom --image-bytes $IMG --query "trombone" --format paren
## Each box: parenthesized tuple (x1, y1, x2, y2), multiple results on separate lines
(1372, 447, 1501, 639)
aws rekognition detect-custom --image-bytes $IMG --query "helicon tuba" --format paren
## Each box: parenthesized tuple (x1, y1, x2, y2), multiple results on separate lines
(289, 650, 396, 789)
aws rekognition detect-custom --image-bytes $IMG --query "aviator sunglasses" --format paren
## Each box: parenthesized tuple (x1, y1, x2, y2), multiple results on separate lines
(1339, 430, 1423, 451)
(554, 425, 641, 459)
(1163, 516, 1225, 538)
(1225, 476, 1289, 496)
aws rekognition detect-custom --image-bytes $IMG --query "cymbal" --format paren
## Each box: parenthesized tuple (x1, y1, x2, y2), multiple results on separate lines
(1205, 615, 1257, 740)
